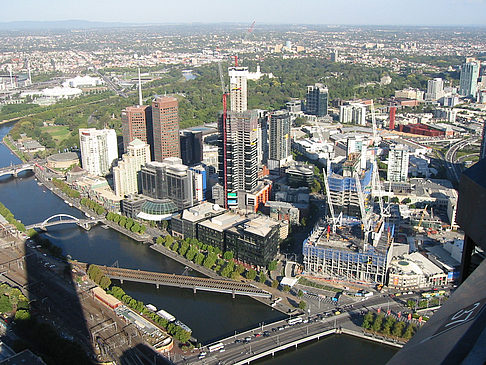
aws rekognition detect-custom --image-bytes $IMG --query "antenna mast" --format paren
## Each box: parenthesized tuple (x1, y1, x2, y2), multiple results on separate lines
(138, 68, 143, 106)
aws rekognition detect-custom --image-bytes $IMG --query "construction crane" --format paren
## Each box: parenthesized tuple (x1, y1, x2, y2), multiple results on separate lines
(354, 173, 371, 241)
(233, 21, 256, 68)
(370, 100, 379, 147)
(218, 61, 229, 209)
(417, 205, 429, 230)
(322, 167, 341, 233)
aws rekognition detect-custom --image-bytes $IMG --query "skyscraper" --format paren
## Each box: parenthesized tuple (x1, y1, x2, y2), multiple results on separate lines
(219, 110, 259, 202)
(179, 130, 203, 166)
(459, 60, 480, 98)
(140, 158, 198, 211)
(269, 110, 291, 165)
(387, 144, 410, 182)
(152, 96, 180, 162)
(79, 128, 118, 176)
(480, 121, 486, 161)
(228, 66, 248, 112)
(113, 139, 151, 197)
(306, 83, 328, 116)
(426, 78, 444, 101)
(121, 105, 153, 152)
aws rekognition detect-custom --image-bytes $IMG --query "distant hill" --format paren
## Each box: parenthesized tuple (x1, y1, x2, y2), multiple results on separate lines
(0, 20, 135, 30)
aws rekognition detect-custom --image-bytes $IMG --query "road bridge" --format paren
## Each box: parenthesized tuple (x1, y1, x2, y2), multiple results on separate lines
(91, 265, 271, 299)
(25, 214, 100, 230)
(0, 163, 35, 178)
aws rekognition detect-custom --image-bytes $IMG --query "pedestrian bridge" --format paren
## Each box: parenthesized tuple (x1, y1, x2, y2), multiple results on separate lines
(0, 163, 35, 178)
(89, 265, 272, 299)
(25, 214, 99, 230)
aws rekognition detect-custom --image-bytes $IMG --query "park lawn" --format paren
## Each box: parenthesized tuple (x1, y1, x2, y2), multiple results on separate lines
(43, 125, 71, 142)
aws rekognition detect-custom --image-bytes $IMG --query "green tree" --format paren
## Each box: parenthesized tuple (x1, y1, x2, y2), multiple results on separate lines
(99, 276, 112, 290)
(372, 314, 384, 332)
(194, 253, 205, 265)
(282, 285, 290, 293)
(223, 251, 234, 260)
(298, 300, 307, 310)
(268, 260, 277, 271)
(271, 279, 279, 288)
(0, 294, 12, 313)
(246, 269, 257, 281)
(259, 272, 267, 284)
(297, 290, 303, 298)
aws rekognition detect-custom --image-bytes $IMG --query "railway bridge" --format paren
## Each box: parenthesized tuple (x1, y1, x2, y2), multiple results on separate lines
(80, 264, 272, 299)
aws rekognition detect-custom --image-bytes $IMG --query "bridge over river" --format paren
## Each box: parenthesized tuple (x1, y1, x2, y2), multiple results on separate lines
(77, 263, 272, 299)
(25, 214, 101, 231)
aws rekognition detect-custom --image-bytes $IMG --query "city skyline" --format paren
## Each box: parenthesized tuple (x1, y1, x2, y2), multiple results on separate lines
(2, 0, 486, 26)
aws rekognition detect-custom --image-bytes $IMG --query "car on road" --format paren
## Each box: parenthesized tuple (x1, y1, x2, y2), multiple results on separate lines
(244, 337, 251, 343)
(198, 352, 207, 359)
(263, 331, 270, 337)
(234, 339, 242, 343)
(254, 333, 262, 337)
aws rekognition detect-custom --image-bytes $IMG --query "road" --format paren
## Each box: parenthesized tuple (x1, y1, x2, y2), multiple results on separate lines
(444, 137, 477, 183)
(178, 293, 412, 364)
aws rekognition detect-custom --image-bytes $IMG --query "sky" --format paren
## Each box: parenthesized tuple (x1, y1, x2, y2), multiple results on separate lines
(1, 0, 486, 26)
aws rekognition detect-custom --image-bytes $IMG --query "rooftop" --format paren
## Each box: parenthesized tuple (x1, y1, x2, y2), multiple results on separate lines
(198, 212, 247, 232)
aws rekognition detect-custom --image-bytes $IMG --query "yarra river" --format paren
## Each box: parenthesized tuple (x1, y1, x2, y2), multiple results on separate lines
(0, 122, 396, 363)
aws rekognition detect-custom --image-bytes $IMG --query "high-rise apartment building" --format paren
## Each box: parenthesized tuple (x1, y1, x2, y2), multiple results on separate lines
(426, 78, 444, 101)
(121, 105, 153, 152)
(459, 60, 480, 98)
(340, 103, 366, 125)
(179, 130, 203, 166)
(152, 96, 180, 162)
(269, 110, 291, 164)
(387, 144, 410, 182)
(306, 83, 328, 116)
(228, 67, 248, 112)
(219, 110, 259, 205)
(79, 128, 118, 176)
(113, 139, 151, 197)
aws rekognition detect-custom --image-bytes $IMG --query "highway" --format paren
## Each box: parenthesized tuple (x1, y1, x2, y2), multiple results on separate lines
(443, 137, 477, 183)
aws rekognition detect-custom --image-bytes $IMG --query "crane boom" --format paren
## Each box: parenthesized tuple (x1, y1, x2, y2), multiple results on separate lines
(218, 61, 229, 209)
(322, 167, 337, 233)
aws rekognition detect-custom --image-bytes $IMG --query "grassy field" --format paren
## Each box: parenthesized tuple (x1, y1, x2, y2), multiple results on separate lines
(43, 125, 71, 142)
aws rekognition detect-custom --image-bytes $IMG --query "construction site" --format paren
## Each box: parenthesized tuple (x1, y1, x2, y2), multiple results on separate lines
(302, 101, 396, 287)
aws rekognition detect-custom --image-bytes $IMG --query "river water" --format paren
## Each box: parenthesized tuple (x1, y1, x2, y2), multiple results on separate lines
(0, 122, 397, 362)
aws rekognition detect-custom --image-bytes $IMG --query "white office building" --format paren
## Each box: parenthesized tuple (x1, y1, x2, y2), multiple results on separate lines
(387, 144, 410, 183)
(79, 128, 118, 176)
(113, 139, 151, 197)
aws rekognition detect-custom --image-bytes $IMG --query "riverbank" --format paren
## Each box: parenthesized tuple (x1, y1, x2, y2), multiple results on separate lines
(2, 136, 26, 162)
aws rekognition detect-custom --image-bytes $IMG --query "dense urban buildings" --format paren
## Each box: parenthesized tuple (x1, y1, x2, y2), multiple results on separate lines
(78, 128, 118, 176)
(152, 96, 180, 162)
